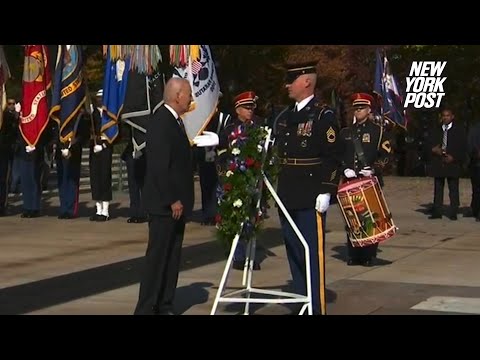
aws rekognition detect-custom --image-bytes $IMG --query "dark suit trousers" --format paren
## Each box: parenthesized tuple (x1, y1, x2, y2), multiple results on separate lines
(20, 155, 42, 212)
(89, 147, 113, 201)
(134, 215, 185, 315)
(125, 153, 146, 218)
(56, 153, 81, 216)
(433, 177, 459, 213)
(0, 152, 10, 211)
(470, 167, 480, 217)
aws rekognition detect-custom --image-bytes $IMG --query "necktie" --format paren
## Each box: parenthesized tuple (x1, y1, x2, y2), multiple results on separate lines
(178, 119, 186, 135)
(442, 125, 448, 150)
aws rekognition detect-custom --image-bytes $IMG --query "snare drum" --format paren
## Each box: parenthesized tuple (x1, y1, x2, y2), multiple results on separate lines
(337, 176, 396, 247)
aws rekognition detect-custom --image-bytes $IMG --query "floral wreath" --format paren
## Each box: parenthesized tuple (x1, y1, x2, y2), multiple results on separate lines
(215, 123, 279, 250)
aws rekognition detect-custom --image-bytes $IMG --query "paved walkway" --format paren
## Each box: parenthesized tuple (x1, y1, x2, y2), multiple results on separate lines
(1, 176, 479, 315)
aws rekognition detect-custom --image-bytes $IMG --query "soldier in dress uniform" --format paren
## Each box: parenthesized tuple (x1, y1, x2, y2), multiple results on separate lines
(0, 99, 18, 216)
(55, 108, 90, 219)
(216, 91, 261, 271)
(274, 62, 342, 315)
(339, 93, 393, 266)
(89, 89, 113, 221)
(195, 96, 230, 226)
(121, 123, 147, 223)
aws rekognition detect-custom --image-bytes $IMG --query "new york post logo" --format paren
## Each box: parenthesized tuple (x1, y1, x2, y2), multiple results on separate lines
(404, 61, 447, 109)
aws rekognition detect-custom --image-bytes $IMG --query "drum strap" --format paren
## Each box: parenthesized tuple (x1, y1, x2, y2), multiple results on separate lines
(352, 133, 370, 168)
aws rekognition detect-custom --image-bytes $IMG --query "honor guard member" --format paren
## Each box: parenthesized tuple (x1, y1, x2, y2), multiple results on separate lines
(275, 62, 342, 315)
(217, 91, 261, 271)
(195, 93, 230, 226)
(339, 93, 393, 266)
(55, 108, 89, 219)
(0, 99, 18, 216)
(121, 124, 147, 223)
(89, 89, 113, 221)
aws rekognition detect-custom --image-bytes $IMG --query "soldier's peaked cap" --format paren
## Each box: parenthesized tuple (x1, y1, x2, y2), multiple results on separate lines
(351, 92, 374, 107)
(234, 91, 258, 108)
(285, 61, 318, 84)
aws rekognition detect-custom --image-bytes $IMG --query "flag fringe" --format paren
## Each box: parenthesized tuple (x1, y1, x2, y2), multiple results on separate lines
(169, 45, 201, 67)
(102, 45, 162, 75)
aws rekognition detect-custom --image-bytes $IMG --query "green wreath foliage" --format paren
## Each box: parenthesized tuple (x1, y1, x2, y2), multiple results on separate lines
(215, 123, 279, 250)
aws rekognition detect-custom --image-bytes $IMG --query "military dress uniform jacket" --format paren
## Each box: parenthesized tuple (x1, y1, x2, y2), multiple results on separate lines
(426, 122, 467, 178)
(216, 117, 257, 178)
(339, 120, 392, 186)
(275, 98, 342, 210)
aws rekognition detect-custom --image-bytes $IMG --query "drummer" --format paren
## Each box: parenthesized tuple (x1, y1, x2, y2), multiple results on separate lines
(338, 92, 393, 266)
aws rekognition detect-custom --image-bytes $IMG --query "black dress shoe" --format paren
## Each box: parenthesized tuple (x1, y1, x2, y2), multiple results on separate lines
(232, 260, 245, 270)
(361, 258, 374, 267)
(347, 258, 361, 266)
(96, 215, 109, 222)
(201, 217, 216, 226)
(58, 213, 67, 219)
(127, 217, 137, 223)
(449, 214, 458, 221)
(159, 310, 176, 315)
(29, 210, 41, 218)
(21, 211, 31, 218)
(136, 217, 148, 223)
(89, 214, 100, 221)
(428, 213, 442, 219)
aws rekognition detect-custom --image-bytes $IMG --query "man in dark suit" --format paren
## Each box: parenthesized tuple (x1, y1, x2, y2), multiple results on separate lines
(134, 77, 195, 315)
(427, 107, 467, 220)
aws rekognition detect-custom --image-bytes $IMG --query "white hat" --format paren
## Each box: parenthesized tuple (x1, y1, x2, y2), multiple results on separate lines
(96, 89, 103, 97)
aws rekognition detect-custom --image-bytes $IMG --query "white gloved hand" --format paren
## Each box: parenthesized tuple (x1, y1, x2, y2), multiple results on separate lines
(61, 149, 71, 158)
(193, 131, 219, 147)
(15, 103, 21, 113)
(359, 167, 374, 177)
(344, 168, 357, 179)
(315, 193, 331, 213)
(93, 144, 103, 153)
(25, 145, 35, 153)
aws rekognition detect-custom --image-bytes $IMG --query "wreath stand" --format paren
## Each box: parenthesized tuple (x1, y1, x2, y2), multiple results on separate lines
(210, 129, 313, 315)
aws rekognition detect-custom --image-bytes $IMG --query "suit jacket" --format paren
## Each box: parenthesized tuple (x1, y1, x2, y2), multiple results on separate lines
(426, 121, 467, 178)
(143, 105, 194, 217)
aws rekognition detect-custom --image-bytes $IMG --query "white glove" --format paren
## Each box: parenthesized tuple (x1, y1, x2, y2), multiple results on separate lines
(61, 149, 71, 158)
(359, 167, 374, 177)
(315, 193, 331, 213)
(344, 168, 357, 178)
(25, 145, 35, 153)
(93, 144, 103, 153)
(193, 131, 219, 147)
(15, 103, 21, 113)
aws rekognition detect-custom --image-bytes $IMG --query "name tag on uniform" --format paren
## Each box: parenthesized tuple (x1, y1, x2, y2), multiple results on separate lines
(362, 133, 370, 143)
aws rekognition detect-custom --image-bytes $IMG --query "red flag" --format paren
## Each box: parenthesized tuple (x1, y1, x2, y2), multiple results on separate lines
(20, 45, 52, 147)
